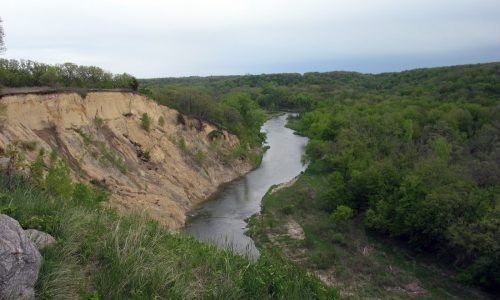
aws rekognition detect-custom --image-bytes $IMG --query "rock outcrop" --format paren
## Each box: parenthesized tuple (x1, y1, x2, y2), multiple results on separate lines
(0, 214, 42, 300)
(0, 92, 252, 229)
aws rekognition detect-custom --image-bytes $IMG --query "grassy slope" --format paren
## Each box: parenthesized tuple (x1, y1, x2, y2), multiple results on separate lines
(0, 174, 338, 299)
(248, 172, 491, 299)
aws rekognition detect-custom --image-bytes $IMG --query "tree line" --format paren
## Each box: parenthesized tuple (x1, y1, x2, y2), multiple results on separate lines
(141, 62, 500, 112)
(0, 59, 138, 90)
(147, 85, 266, 147)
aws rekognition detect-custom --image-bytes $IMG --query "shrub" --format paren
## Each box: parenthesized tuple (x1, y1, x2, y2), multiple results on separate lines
(158, 116, 165, 127)
(140, 113, 151, 132)
(178, 137, 187, 151)
(249, 151, 263, 168)
(73, 182, 93, 205)
(49, 148, 58, 162)
(231, 144, 246, 159)
(282, 204, 294, 215)
(177, 113, 186, 126)
(330, 205, 353, 225)
(90, 178, 108, 190)
(194, 149, 205, 164)
(46, 159, 73, 199)
(117, 160, 128, 174)
(142, 150, 151, 162)
(76, 89, 88, 99)
(72, 182, 108, 207)
(208, 130, 223, 141)
(22, 141, 37, 151)
(94, 117, 104, 129)
(74, 129, 94, 145)
(30, 153, 45, 186)
(310, 247, 337, 269)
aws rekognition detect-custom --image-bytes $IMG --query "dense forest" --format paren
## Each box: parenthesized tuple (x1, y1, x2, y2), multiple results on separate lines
(290, 77, 500, 291)
(0, 59, 138, 90)
(143, 62, 500, 293)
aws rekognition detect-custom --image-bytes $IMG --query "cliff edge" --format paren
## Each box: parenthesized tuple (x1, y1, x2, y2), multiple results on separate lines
(0, 91, 252, 229)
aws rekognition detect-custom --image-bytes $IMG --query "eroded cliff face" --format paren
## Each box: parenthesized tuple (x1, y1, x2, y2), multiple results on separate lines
(0, 92, 252, 229)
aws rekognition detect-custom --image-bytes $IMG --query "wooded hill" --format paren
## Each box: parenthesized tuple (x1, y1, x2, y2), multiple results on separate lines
(142, 62, 500, 292)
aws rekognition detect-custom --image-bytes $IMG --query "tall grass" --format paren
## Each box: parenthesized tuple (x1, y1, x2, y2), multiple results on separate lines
(0, 174, 338, 299)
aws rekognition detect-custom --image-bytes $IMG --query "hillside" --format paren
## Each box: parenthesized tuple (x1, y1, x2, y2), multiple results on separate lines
(0, 91, 252, 229)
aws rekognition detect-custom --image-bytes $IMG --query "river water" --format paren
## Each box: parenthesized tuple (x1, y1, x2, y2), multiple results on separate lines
(182, 114, 308, 257)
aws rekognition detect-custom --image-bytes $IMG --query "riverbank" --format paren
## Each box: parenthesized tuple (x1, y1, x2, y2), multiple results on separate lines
(248, 172, 492, 299)
(183, 114, 308, 257)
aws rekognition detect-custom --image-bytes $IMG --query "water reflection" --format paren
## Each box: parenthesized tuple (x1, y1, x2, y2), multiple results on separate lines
(182, 114, 308, 258)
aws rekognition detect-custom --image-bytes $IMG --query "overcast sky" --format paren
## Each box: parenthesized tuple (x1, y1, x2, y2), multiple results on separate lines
(1, 0, 500, 78)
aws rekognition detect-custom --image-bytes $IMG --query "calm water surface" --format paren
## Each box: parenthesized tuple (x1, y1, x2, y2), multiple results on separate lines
(182, 114, 308, 257)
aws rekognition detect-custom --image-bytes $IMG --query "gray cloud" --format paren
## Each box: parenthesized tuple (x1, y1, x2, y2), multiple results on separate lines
(1, 0, 499, 77)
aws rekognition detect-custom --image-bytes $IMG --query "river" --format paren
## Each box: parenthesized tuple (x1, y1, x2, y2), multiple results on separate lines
(182, 114, 308, 257)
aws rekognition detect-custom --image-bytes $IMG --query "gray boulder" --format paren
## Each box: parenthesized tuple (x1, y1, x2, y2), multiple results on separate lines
(0, 214, 42, 300)
(24, 229, 55, 250)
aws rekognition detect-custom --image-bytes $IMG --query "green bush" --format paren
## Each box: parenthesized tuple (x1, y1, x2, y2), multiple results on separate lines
(231, 144, 246, 159)
(140, 113, 151, 132)
(94, 117, 104, 129)
(330, 205, 353, 225)
(282, 204, 294, 215)
(30, 152, 45, 186)
(45, 158, 73, 199)
(72, 182, 108, 207)
(142, 150, 151, 162)
(194, 149, 205, 164)
(23, 215, 59, 233)
(310, 247, 337, 270)
(158, 115, 165, 127)
(178, 137, 186, 151)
